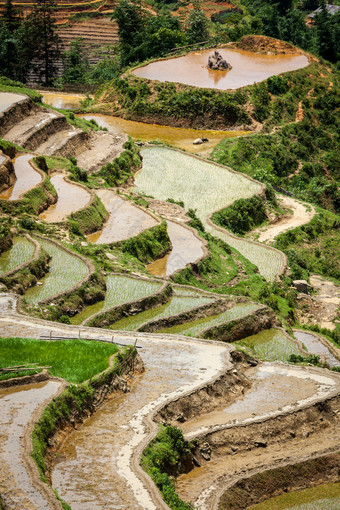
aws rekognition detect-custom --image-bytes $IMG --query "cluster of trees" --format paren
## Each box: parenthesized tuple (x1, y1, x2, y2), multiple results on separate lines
(0, 0, 60, 85)
(113, 0, 209, 66)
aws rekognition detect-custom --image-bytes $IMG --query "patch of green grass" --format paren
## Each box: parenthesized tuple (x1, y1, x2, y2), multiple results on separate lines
(0, 76, 42, 102)
(0, 337, 118, 383)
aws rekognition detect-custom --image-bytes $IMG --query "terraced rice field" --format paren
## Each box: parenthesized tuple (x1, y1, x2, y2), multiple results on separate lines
(87, 190, 157, 244)
(24, 239, 89, 304)
(132, 49, 309, 90)
(159, 302, 260, 336)
(40, 174, 91, 222)
(71, 275, 162, 325)
(147, 220, 204, 277)
(0, 154, 42, 200)
(294, 330, 340, 367)
(110, 295, 214, 331)
(249, 482, 340, 510)
(0, 237, 35, 275)
(236, 328, 301, 362)
(134, 147, 284, 280)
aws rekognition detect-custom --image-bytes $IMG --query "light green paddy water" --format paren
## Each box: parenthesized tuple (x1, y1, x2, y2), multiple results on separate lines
(0, 237, 35, 275)
(110, 295, 214, 331)
(249, 482, 340, 509)
(71, 275, 161, 325)
(236, 328, 301, 362)
(24, 239, 89, 304)
(134, 147, 284, 281)
(159, 302, 260, 336)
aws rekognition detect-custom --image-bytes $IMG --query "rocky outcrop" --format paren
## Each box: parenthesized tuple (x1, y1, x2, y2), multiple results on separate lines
(0, 152, 15, 193)
(207, 51, 231, 71)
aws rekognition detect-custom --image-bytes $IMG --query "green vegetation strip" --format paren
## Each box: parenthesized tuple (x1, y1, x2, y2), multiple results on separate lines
(159, 303, 260, 336)
(142, 425, 193, 510)
(71, 275, 162, 325)
(111, 295, 214, 331)
(24, 239, 89, 304)
(0, 337, 118, 383)
(69, 193, 108, 236)
(236, 328, 301, 362)
(0, 237, 35, 274)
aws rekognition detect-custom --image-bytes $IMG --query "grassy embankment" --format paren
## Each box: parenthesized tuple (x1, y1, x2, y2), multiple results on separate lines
(0, 337, 118, 382)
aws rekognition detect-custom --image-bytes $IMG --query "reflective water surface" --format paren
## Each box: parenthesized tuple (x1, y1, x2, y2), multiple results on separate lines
(0, 154, 42, 200)
(132, 49, 309, 90)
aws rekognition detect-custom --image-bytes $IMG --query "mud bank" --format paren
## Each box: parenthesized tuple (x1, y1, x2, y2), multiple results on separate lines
(0, 151, 14, 193)
(218, 451, 340, 509)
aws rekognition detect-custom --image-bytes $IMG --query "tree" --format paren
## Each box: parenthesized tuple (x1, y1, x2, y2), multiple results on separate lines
(186, 1, 209, 44)
(2, 0, 21, 33)
(314, 2, 338, 62)
(62, 37, 89, 83)
(27, 0, 60, 84)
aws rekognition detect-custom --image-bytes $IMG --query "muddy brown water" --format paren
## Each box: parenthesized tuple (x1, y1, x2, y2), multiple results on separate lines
(147, 220, 204, 277)
(40, 92, 86, 110)
(0, 154, 42, 200)
(0, 380, 61, 510)
(87, 189, 158, 244)
(131, 49, 309, 90)
(0, 92, 26, 113)
(39, 173, 91, 222)
(79, 114, 246, 156)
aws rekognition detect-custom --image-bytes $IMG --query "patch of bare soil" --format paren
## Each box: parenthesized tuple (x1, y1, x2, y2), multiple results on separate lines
(236, 35, 305, 55)
(252, 195, 315, 243)
(297, 274, 340, 330)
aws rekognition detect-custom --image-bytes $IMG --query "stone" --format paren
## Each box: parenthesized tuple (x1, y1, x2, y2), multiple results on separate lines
(207, 50, 231, 71)
(201, 137, 209, 143)
(293, 280, 311, 294)
(193, 138, 203, 145)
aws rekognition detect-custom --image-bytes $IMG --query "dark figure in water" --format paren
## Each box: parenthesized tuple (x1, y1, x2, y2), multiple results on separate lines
(208, 51, 231, 70)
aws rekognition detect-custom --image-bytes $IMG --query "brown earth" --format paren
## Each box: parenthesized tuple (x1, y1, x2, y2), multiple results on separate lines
(236, 35, 306, 56)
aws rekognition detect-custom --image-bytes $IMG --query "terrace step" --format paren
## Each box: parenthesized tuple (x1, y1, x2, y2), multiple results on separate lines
(35, 128, 90, 158)
(76, 130, 129, 173)
(3, 109, 69, 151)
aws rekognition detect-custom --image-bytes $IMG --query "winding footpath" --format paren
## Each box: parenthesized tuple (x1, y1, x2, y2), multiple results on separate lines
(1, 294, 340, 510)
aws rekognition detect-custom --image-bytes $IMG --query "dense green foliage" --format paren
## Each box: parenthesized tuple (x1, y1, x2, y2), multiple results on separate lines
(0, 337, 118, 383)
(119, 220, 171, 263)
(0, 218, 12, 254)
(212, 195, 267, 235)
(274, 210, 340, 282)
(99, 138, 142, 186)
(142, 425, 194, 510)
(69, 194, 108, 235)
(212, 64, 340, 212)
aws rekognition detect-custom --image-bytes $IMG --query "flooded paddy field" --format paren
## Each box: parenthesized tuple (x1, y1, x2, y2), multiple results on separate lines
(134, 146, 284, 280)
(0, 154, 42, 200)
(158, 302, 260, 336)
(294, 330, 340, 367)
(39, 173, 91, 222)
(147, 220, 205, 277)
(0, 237, 35, 275)
(87, 189, 158, 244)
(236, 328, 302, 362)
(131, 49, 309, 90)
(70, 274, 162, 325)
(40, 91, 86, 110)
(79, 114, 245, 156)
(0, 380, 62, 509)
(24, 239, 89, 304)
(110, 294, 214, 331)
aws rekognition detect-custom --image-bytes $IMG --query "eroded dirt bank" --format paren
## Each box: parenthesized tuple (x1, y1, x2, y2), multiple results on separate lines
(218, 451, 340, 509)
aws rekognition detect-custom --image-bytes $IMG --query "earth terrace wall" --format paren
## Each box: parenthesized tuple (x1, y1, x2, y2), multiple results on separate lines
(0, 152, 15, 192)
(0, 234, 51, 293)
(84, 279, 173, 328)
(200, 305, 279, 342)
(218, 451, 340, 510)
(0, 160, 57, 215)
(29, 348, 143, 502)
(0, 95, 38, 137)
(137, 297, 241, 333)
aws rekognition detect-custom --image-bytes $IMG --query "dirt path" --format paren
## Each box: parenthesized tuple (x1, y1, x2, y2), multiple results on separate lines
(253, 195, 315, 243)
(309, 274, 340, 330)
